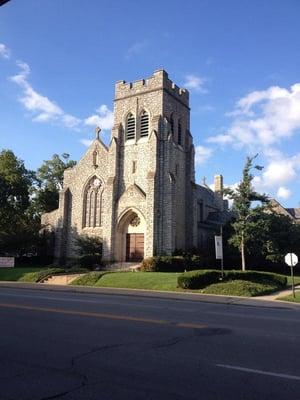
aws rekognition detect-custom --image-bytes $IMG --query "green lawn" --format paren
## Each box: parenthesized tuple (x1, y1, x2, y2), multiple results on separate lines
(94, 272, 180, 291)
(0, 266, 85, 283)
(1, 267, 296, 299)
(0, 267, 44, 281)
(72, 270, 291, 297)
(287, 275, 300, 285)
(277, 292, 300, 303)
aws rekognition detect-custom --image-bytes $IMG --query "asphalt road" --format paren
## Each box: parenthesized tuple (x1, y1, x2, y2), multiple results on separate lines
(0, 285, 299, 400)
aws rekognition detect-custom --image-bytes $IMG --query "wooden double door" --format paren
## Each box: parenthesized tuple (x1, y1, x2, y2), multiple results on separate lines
(126, 233, 144, 261)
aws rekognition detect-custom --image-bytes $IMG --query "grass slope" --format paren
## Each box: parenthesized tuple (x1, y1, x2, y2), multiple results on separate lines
(95, 272, 180, 291)
(277, 292, 300, 302)
(0, 267, 44, 281)
(0, 267, 88, 283)
(71, 271, 109, 286)
(70, 270, 291, 297)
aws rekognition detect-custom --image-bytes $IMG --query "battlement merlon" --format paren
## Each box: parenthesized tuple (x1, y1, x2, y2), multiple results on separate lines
(114, 69, 189, 106)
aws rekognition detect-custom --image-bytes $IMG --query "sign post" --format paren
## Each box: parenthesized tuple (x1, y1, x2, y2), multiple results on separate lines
(284, 253, 298, 299)
(215, 227, 224, 278)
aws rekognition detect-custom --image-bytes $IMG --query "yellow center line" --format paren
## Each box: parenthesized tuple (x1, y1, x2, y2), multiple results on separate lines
(0, 302, 207, 330)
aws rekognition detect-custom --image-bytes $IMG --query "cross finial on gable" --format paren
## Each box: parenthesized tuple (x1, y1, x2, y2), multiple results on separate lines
(95, 126, 101, 140)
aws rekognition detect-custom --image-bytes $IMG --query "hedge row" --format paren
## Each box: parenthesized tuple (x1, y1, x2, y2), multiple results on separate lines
(177, 270, 221, 289)
(177, 270, 287, 290)
(140, 256, 187, 272)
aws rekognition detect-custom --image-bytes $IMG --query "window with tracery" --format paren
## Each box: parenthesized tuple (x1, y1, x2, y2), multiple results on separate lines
(83, 177, 103, 228)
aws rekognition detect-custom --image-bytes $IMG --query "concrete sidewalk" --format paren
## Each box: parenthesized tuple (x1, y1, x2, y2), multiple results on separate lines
(256, 285, 300, 300)
(0, 280, 299, 309)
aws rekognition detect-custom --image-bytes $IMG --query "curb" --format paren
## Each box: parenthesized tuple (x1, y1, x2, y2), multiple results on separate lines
(0, 281, 299, 309)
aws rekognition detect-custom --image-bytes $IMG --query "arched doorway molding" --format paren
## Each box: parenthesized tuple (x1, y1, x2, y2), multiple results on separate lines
(116, 208, 146, 262)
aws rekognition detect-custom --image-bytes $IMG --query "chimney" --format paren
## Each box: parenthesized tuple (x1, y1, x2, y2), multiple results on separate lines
(214, 174, 223, 194)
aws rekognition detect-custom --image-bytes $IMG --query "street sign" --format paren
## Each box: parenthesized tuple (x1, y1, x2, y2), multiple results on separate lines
(285, 253, 298, 267)
(284, 253, 298, 299)
(215, 236, 223, 260)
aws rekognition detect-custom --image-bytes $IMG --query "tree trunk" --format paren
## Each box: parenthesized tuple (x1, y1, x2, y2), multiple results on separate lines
(241, 234, 246, 271)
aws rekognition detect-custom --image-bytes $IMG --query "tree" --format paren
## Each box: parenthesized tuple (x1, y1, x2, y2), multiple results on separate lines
(34, 153, 76, 214)
(250, 211, 300, 263)
(75, 235, 103, 256)
(224, 154, 268, 271)
(0, 149, 38, 256)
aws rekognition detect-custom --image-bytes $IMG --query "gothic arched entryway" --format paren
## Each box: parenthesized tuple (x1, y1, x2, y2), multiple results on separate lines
(116, 209, 146, 262)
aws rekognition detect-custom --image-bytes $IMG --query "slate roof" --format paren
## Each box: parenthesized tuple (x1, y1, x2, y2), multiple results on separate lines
(285, 208, 300, 220)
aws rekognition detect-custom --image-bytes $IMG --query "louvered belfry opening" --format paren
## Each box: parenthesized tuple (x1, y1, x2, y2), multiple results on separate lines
(126, 113, 135, 140)
(140, 111, 149, 137)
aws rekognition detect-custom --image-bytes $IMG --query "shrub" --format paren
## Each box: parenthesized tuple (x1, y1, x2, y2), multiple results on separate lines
(78, 254, 102, 270)
(178, 270, 222, 289)
(140, 256, 186, 272)
(202, 280, 279, 297)
(177, 269, 287, 290)
(75, 235, 103, 256)
(71, 271, 108, 286)
(224, 270, 287, 287)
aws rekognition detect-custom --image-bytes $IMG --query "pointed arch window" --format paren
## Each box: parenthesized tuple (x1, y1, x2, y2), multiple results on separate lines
(170, 114, 174, 136)
(126, 113, 135, 140)
(178, 119, 182, 145)
(140, 110, 149, 137)
(83, 177, 103, 228)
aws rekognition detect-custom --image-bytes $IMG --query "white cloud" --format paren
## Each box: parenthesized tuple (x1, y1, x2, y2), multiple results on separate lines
(208, 83, 300, 148)
(0, 43, 10, 59)
(62, 114, 81, 128)
(248, 153, 300, 204)
(253, 155, 300, 191)
(277, 186, 292, 200)
(10, 61, 81, 129)
(207, 133, 233, 145)
(84, 104, 114, 130)
(79, 139, 93, 147)
(195, 145, 213, 165)
(125, 41, 147, 60)
(183, 74, 207, 93)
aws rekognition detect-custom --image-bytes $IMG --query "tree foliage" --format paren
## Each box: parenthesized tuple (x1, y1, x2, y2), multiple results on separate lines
(250, 211, 300, 263)
(75, 235, 103, 256)
(34, 153, 76, 214)
(0, 150, 38, 256)
(224, 154, 269, 270)
(0, 150, 78, 257)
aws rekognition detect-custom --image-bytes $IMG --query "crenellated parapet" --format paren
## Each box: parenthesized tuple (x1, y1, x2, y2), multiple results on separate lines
(115, 69, 189, 106)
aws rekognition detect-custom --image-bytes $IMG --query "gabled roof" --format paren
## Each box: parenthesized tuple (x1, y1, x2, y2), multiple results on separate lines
(286, 208, 300, 220)
(270, 199, 300, 223)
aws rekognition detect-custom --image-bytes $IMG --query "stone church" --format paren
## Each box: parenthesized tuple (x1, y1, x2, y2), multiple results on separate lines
(42, 70, 228, 263)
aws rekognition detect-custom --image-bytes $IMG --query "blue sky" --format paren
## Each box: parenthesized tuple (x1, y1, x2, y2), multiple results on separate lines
(1, 0, 300, 206)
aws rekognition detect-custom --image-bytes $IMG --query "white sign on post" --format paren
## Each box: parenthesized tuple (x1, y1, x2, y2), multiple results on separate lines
(215, 236, 223, 260)
(0, 257, 15, 268)
(285, 253, 298, 267)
